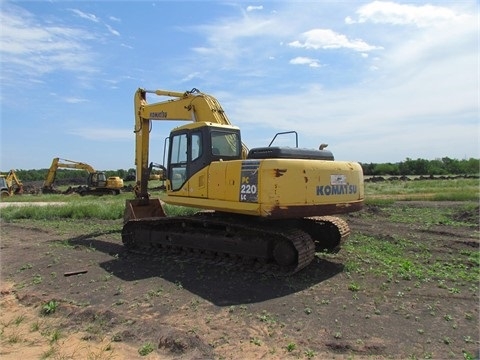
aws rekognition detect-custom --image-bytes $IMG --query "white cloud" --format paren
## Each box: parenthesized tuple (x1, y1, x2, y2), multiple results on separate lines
(353, 1, 466, 27)
(64, 97, 88, 104)
(289, 57, 321, 68)
(182, 0, 476, 161)
(189, 7, 299, 66)
(371, 3, 477, 76)
(192, 46, 213, 55)
(246, 5, 263, 12)
(344, 16, 355, 25)
(288, 29, 382, 52)
(180, 72, 204, 82)
(0, 4, 98, 81)
(105, 24, 120, 36)
(226, 73, 477, 163)
(224, 4, 478, 162)
(69, 9, 100, 23)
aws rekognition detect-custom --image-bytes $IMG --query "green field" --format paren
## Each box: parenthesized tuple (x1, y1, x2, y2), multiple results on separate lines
(0, 178, 478, 221)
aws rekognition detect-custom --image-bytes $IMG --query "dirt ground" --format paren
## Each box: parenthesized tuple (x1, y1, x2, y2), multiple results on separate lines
(0, 201, 478, 359)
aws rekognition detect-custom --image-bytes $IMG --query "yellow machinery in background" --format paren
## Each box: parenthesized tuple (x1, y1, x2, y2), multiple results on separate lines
(148, 162, 166, 181)
(122, 87, 364, 275)
(0, 169, 24, 198)
(42, 158, 124, 196)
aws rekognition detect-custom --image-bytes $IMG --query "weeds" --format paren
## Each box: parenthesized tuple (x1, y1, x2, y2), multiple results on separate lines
(286, 342, 296, 352)
(49, 328, 61, 344)
(7, 330, 22, 343)
(146, 287, 164, 299)
(31, 321, 41, 332)
(41, 300, 58, 316)
(463, 351, 477, 360)
(250, 337, 262, 346)
(138, 342, 154, 356)
(348, 282, 360, 292)
(13, 314, 25, 326)
(19, 263, 33, 271)
(343, 231, 479, 285)
(258, 310, 277, 324)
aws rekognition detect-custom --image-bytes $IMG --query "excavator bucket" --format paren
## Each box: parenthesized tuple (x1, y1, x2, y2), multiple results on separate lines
(124, 198, 166, 224)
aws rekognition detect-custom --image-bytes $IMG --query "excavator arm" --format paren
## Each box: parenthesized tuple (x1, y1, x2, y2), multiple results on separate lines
(6, 170, 23, 190)
(133, 88, 249, 199)
(43, 158, 60, 188)
(43, 158, 95, 189)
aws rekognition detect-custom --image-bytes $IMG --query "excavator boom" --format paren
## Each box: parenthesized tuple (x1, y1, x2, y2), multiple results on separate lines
(134, 88, 249, 199)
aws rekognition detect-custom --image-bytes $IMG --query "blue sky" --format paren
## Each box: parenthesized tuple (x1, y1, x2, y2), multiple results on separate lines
(1, 0, 478, 171)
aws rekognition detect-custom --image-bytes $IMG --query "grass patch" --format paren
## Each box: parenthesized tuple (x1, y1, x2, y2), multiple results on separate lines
(138, 342, 154, 356)
(41, 300, 59, 316)
(0, 190, 197, 221)
(0, 202, 123, 221)
(360, 200, 478, 227)
(385, 204, 478, 227)
(161, 203, 200, 217)
(1, 178, 477, 222)
(343, 234, 479, 285)
(365, 178, 479, 201)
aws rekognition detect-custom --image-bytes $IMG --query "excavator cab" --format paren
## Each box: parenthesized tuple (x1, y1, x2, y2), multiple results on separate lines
(167, 122, 242, 191)
(88, 172, 106, 188)
(0, 176, 9, 198)
(87, 171, 123, 195)
(124, 122, 242, 222)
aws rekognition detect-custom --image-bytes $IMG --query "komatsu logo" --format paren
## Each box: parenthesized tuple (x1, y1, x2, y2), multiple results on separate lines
(317, 184, 357, 196)
(150, 111, 167, 119)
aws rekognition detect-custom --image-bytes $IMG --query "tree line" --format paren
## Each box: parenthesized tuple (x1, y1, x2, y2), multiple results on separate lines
(3, 168, 136, 183)
(2, 157, 479, 182)
(361, 157, 479, 176)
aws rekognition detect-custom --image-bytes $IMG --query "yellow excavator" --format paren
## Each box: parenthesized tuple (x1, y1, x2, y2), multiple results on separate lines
(0, 169, 24, 198)
(42, 158, 124, 196)
(148, 162, 166, 181)
(122, 88, 364, 275)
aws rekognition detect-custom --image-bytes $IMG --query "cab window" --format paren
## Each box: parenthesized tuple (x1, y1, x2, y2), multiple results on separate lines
(211, 131, 240, 157)
(169, 133, 187, 190)
(191, 132, 202, 161)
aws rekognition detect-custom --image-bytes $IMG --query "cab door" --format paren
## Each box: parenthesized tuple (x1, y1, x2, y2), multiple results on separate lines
(168, 128, 207, 192)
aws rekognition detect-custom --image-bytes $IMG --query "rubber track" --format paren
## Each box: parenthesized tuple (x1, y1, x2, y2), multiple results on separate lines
(303, 216, 351, 252)
(122, 214, 316, 276)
